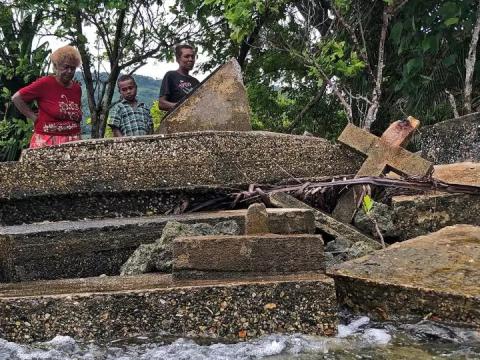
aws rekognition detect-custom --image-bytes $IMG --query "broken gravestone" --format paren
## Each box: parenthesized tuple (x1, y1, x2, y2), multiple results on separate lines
(332, 118, 433, 223)
(356, 162, 480, 240)
(245, 203, 270, 234)
(120, 220, 241, 275)
(328, 224, 480, 326)
(158, 58, 252, 134)
(173, 233, 325, 279)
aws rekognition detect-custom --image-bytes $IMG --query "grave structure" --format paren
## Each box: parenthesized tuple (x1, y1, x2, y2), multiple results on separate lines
(328, 225, 480, 326)
(158, 58, 252, 133)
(0, 60, 343, 343)
(1, 131, 362, 225)
(0, 56, 478, 344)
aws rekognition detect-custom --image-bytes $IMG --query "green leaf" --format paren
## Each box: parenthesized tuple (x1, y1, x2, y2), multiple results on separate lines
(362, 195, 374, 214)
(444, 17, 459, 27)
(390, 22, 403, 45)
(405, 57, 423, 75)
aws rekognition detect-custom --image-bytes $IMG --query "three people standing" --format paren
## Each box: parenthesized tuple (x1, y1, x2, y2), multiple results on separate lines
(12, 43, 199, 147)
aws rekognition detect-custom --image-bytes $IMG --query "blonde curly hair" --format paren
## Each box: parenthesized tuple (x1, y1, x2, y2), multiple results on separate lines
(50, 45, 82, 67)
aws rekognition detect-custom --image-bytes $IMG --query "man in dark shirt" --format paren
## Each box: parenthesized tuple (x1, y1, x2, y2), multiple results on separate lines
(158, 44, 200, 111)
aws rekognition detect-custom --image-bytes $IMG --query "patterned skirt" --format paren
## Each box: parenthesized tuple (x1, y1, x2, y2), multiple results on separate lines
(29, 133, 81, 149)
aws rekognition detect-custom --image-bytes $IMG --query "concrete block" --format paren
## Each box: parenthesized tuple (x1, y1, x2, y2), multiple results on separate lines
(328, 225, 480, 326)
(173, 234, 324, 279)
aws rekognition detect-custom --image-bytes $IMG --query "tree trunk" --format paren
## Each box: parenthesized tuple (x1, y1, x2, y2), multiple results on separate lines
(363, 5, 391, 130)
(464, 0, 480, 114)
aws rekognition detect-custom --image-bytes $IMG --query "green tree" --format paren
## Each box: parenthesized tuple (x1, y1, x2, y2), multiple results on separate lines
(0, 2, 50, 119)
(0, 2, 49, 160)
(49, 0, 199, 137)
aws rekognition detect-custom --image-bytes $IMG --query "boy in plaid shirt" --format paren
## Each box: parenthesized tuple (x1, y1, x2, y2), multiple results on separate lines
(108, 75, 153, 137)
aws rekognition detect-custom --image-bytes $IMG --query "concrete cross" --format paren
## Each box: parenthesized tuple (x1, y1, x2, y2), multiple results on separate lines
(332, 117, 434, 223)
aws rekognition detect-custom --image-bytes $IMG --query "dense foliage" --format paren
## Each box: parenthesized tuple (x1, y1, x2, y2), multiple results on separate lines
(1, 0, 480, 159)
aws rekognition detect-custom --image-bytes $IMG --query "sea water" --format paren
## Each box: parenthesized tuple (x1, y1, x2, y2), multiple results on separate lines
(0, 316, 479, 360)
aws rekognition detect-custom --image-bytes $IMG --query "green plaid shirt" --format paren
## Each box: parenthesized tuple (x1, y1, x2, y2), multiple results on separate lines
(108, 99, 153, 136)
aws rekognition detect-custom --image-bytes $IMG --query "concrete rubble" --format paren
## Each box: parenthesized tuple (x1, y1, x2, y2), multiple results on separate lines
(0, 58, 478, 344)
(328, 225, 480, 326)
(421, 112, 480, 164)
(0, 208, 315, 281)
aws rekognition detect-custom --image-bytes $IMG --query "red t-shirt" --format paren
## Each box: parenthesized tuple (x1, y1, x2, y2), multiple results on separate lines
(19, 75, 82, 136)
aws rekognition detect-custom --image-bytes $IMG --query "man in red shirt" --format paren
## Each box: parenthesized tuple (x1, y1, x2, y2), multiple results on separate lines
(12, 45, 83, 148)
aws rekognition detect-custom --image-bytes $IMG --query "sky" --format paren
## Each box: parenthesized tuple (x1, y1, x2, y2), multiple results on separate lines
(43, 28, 208, 81)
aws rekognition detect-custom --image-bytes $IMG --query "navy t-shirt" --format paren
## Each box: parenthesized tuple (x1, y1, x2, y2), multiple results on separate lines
(159, 71, 200, 103)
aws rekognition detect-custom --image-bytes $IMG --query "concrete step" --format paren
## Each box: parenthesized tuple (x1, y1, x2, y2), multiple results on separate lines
(0, 272, 337, 343)
(0, 208, 314, 282)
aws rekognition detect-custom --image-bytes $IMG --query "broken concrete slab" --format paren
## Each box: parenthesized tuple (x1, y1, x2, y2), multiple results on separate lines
(4, 131, 362, 200)
(386, 162, 480, 187)
(328, 225, 480, 326)
(120, 220, 242, 276)
(432, 162, 480, 186)
(420, 112, 480, 164)
(387, 162, 480, 240)
(173, 234, 324, 279)
(0, 272, 337, 343)
(392, 193, 480, 240)
(269, 192, 381, 250)
(0, 186, 234, 226)
(0, 208, 315, 281)
(158, 59, 252, 134)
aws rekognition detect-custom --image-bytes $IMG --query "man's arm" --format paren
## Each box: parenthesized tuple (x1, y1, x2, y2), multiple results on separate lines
(158, 96, 177, 111)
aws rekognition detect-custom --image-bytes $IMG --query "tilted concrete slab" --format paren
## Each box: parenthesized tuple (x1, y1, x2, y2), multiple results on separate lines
(432, 162, 480, 186)
(4, 131, 361, 198)
(0, 186, 234, 226)
(0, 208, 315, 282)
(420, 112, 480, 164)
(158, 58, 252, 133)
(328, 225, 480, 326)
(391, 193, 480, 240)
(173, 234, 324, 279)
(0, 272, 337, 343)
